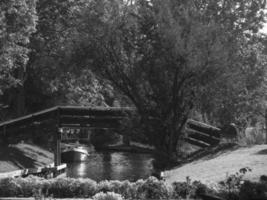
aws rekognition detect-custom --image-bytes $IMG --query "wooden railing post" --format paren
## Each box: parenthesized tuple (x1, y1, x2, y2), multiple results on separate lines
(54, 108, 61, 177)
(265, 109, 267, 144)
(54, 129, 61, 167)
(2, 125, 7, 146)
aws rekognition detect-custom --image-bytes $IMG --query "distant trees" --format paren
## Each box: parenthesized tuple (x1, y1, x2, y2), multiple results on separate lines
(198, 36, 267, 127)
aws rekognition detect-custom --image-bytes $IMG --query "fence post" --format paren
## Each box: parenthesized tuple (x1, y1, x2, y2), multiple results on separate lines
(53, 108, 61, 177)
(265, 109, 267, 144)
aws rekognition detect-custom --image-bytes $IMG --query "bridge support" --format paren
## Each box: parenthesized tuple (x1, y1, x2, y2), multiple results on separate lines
(54, 128, 61, 167)
(123, 134, 130, 146)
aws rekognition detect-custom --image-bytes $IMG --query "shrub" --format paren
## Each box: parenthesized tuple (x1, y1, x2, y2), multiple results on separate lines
(14, 176, 45, 197)
(172, 178, 213, 199)
(2, 173, 266, 200)
(97, 180, 138, 199)
(46, 177, 97, 198)
(115, 180, 136, 199)
(136, 177, 172, 200)
(172, 181, 189, 199)
(46, 178, 76, 197)
(0, 177, 22, 197)
(218, 167, 252, 200)
(239, 180, 267, 200)
(80, 178, 98, 197)
(93, 192, 124, 200)
(97, 180, 113, 193)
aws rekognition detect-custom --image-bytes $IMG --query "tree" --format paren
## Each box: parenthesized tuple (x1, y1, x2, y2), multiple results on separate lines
(0, 0, 38, 115)
(197, 36, 267, 128)
(23, 0, 118, 111)
(78, 0, 266, 156)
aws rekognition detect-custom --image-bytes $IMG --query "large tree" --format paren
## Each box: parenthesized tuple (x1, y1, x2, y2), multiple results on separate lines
(78, 0, 267, 156)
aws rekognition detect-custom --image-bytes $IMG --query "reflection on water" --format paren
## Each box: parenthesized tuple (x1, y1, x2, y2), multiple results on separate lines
(66, 152, 156, 181)
(77, 162, 87, 177)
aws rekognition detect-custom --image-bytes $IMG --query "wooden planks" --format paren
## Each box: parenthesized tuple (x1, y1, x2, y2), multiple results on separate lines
(188, 133, 220, 146)
(59, 116, 122, 126)
(59, 106, 133, 117)
(184, 137, 210, 148)
(0, 107, 57, 130)
(185, 119, 221, 148)
(186, 119, 221, 138)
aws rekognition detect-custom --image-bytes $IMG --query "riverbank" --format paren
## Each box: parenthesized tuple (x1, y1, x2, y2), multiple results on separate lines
(164, 144, 267, 185)
(0, 143, 53, 173)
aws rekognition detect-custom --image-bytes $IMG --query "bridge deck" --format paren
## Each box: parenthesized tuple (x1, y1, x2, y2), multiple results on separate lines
(0, 106, 133, 132)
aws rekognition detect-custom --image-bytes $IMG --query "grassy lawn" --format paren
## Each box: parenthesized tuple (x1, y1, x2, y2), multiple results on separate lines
(164, 144, 267, 185)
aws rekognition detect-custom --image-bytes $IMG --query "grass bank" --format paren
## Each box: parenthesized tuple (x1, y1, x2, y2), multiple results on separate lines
(164, 144, 267, 185)
(0, 143, 53, 173)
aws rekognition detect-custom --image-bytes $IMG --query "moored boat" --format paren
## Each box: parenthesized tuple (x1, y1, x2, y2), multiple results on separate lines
(61, 146, 90, 162)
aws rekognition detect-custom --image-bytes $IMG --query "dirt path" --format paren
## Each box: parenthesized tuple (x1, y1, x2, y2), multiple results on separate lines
(164, 145, 267, 185)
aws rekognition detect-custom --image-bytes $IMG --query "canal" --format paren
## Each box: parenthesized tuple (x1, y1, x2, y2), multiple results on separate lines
(66, 151, 162, 181)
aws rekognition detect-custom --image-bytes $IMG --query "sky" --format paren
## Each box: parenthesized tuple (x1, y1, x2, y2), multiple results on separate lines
(261, 23, 267, 34)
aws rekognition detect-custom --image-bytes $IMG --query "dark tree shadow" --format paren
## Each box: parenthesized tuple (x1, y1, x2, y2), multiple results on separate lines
(168, 143, 240, 171)
(197, 143, 240, 161)
(0, 146, 36, 169)
(256, 149, 267, 155)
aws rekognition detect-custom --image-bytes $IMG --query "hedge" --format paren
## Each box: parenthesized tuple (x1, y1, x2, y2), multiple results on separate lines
(0, 175, 266, 200)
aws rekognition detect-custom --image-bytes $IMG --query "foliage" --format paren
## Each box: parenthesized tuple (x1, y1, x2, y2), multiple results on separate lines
(218, 167, 252, 200)
(198, 37, 267, 127)
(46, 177, 97, 198)
(76, 0, 267, 156)
(239, 180, 267, 200)
(93, 192, 124, 200)
(0, 0, 37, 93)
(0, 177, 21, 197)
(172, 177, 214, 199)
(0, 172, 267, 199)
(135, 177, 172, 200)
(0, 176, 169, 198)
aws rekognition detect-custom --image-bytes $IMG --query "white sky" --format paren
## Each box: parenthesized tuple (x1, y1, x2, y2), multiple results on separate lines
(260, 23, 267, 34)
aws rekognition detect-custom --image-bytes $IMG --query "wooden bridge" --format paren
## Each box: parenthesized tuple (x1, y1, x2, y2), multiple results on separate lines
(0, 106, 133, 170)
(184, 119, 221, 148)
(0, 105, 223, 178)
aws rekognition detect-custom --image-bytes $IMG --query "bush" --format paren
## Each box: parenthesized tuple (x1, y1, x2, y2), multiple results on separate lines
(15, 176, 45, 197)
(1, 173, 266, 200)
(93, 192, 124, 200)
(218, 167, 252, 200)
(47, 177, 97, 198)
(172, 178, 214, 199)
(0, 177, 22, 197)
(239, 180, 267, 200)
(136, 177, 172, 200)
(172, 181, 189, 199)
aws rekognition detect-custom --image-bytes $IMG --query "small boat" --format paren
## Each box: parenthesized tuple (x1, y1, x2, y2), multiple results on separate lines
(61, 146, 90, 163)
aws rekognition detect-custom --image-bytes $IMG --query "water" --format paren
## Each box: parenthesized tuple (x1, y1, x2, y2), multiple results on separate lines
(66, 152, 158, 181)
